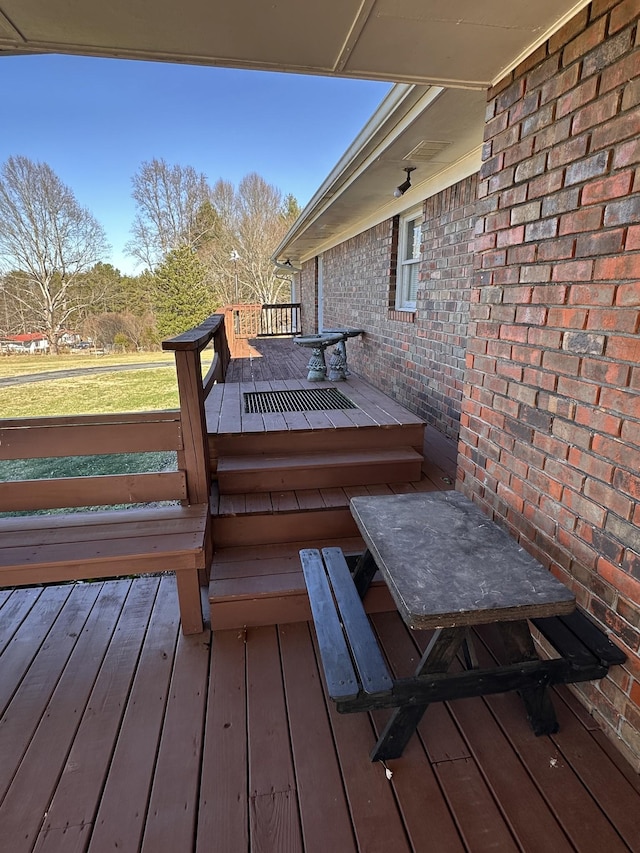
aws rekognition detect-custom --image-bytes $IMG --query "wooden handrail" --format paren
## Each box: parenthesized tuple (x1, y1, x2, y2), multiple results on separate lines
(162, 313, 230, 390)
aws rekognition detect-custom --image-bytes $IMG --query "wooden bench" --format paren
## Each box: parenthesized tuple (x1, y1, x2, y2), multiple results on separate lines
(300, 547, 626, 758)
(300, 547, 393, 702)
(531, 610, 627, 678)
(0, 411, 212, 635)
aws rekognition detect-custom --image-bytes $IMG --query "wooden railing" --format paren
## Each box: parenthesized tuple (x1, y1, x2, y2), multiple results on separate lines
(259, 303, 301, 337)
(0, 313, 229, 514)
(0, 411, 187, 512)
(221, 302, 301, 358)
(0, 313, 231, 632)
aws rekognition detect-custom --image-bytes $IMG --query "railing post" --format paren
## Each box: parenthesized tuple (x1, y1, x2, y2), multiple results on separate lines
(163, 313, 232, 587)
(172, 347, 211, 506)
(216, 315, 231, 378)
(163, 314, 231, 505)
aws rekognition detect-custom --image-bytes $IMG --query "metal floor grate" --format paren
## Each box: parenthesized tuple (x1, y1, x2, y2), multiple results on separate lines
(244, 387, 357, 414)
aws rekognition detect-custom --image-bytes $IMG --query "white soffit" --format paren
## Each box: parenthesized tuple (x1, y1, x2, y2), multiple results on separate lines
(0, 0, 591, 88)
(274, 85, 486, 263)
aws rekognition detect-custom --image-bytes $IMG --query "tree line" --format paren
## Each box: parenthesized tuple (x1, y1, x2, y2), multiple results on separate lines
(0, 155, 301, 352)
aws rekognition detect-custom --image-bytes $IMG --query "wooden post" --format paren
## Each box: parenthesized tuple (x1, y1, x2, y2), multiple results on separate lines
(163, 313, 231, 585)
(173, 348, 210, 506)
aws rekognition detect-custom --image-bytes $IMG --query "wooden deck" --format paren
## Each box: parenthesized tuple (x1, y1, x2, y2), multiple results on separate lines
(224, 335, 312, 382)
(205, 336, 425, 438)
(2, 337, 638, 849)
(1, 577, 639, 853)
(204, 336, 457, 629)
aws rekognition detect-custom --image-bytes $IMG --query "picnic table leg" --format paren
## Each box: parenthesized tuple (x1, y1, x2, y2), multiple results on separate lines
(351, 549, 379, 599)
(370, 627, 466, 761)
(498, 620, 559, 735)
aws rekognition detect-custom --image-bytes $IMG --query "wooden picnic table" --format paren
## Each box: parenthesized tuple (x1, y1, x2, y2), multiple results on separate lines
(349, 490, 576, 759)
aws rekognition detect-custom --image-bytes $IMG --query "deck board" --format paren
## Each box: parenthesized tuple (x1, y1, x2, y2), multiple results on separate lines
(197, 629, 248, 853)
(0, 586, 43, 654)
(0, 586, 71, 714)
(2, 581, 130, 852)
(140, 625, 209, 853)
(35, 578, 159, 853)
(0, 577, 638, 853)
(447, 689, 575, 853)
(279, 622, 358, 853)
(0, 583, 101, 805)
(470, 626, 636, 853)
(87, 578, 179, 853)
(247, 626, 303, 853)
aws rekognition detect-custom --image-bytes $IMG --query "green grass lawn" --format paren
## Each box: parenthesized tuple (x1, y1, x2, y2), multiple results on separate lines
(0, 351, 175, 378)
(2, 451, 177, 482)
(1, 366, 179, 417)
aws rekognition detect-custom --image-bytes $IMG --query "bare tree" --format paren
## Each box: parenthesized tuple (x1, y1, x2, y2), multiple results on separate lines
(82, 311, 158, 351)
(0, 271, 32, 334)
(126, 158, 215, 268)
(198, 179, 243, 306)
(236, 173, 299, 304)
(201, 174, 300, 306)
(0, 156, 110, 352)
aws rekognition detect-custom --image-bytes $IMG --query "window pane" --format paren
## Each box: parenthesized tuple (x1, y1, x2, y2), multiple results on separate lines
(405, 218, 421, 261)
(404, 261, 419, 303)
(395, 209, 422, 311)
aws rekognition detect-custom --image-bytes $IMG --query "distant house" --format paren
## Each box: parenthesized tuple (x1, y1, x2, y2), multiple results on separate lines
(1, 333, 49, 354)
(275, 2, 640, 769)
(59, 331, 82, 347)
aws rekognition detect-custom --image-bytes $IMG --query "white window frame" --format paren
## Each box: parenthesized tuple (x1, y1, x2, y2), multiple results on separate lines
(395, 206, 423, 312)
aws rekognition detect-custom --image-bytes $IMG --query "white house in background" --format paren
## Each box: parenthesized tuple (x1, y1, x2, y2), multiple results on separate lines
(1, 333, 49, 353)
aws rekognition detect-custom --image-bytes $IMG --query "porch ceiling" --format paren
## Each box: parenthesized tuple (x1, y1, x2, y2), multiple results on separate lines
(1, 1, 588, 88)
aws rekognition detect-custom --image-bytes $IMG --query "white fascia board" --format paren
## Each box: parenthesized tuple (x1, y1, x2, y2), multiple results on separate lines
(297, 145, 483, 264)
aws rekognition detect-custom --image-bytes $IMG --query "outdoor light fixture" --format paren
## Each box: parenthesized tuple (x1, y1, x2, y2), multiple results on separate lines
(274, 258, 302, 273)
(394, 166, 416, 198)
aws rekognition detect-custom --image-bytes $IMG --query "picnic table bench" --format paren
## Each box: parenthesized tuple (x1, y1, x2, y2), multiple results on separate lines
(301, 491, 626, 761)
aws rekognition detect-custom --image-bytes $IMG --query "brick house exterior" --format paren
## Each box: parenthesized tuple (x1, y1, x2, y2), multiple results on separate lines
(293, 0, 640, 768)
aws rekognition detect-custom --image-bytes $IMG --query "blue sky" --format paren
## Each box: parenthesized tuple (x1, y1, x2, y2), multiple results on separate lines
(2, 54, 391, 274)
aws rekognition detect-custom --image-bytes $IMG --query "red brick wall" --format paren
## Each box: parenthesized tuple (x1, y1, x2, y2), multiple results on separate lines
(419, 177, 477, 437)
(462, 0, 640, 767)
(316, 177, 477, 441)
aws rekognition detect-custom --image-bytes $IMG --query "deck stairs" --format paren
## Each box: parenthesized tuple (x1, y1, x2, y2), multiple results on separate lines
(208, 420, 426, 629)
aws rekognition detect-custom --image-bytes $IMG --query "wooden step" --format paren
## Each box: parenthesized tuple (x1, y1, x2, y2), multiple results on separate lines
(208, 539, 395, 629)
(211, 422, 424, 461)
(216, 447, 423, 494)
(213, 506, 358, 548)
(211, 481, 439, 548)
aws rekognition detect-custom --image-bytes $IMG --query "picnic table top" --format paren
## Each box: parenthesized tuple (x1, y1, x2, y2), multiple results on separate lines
(350, 491, 576, 630)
